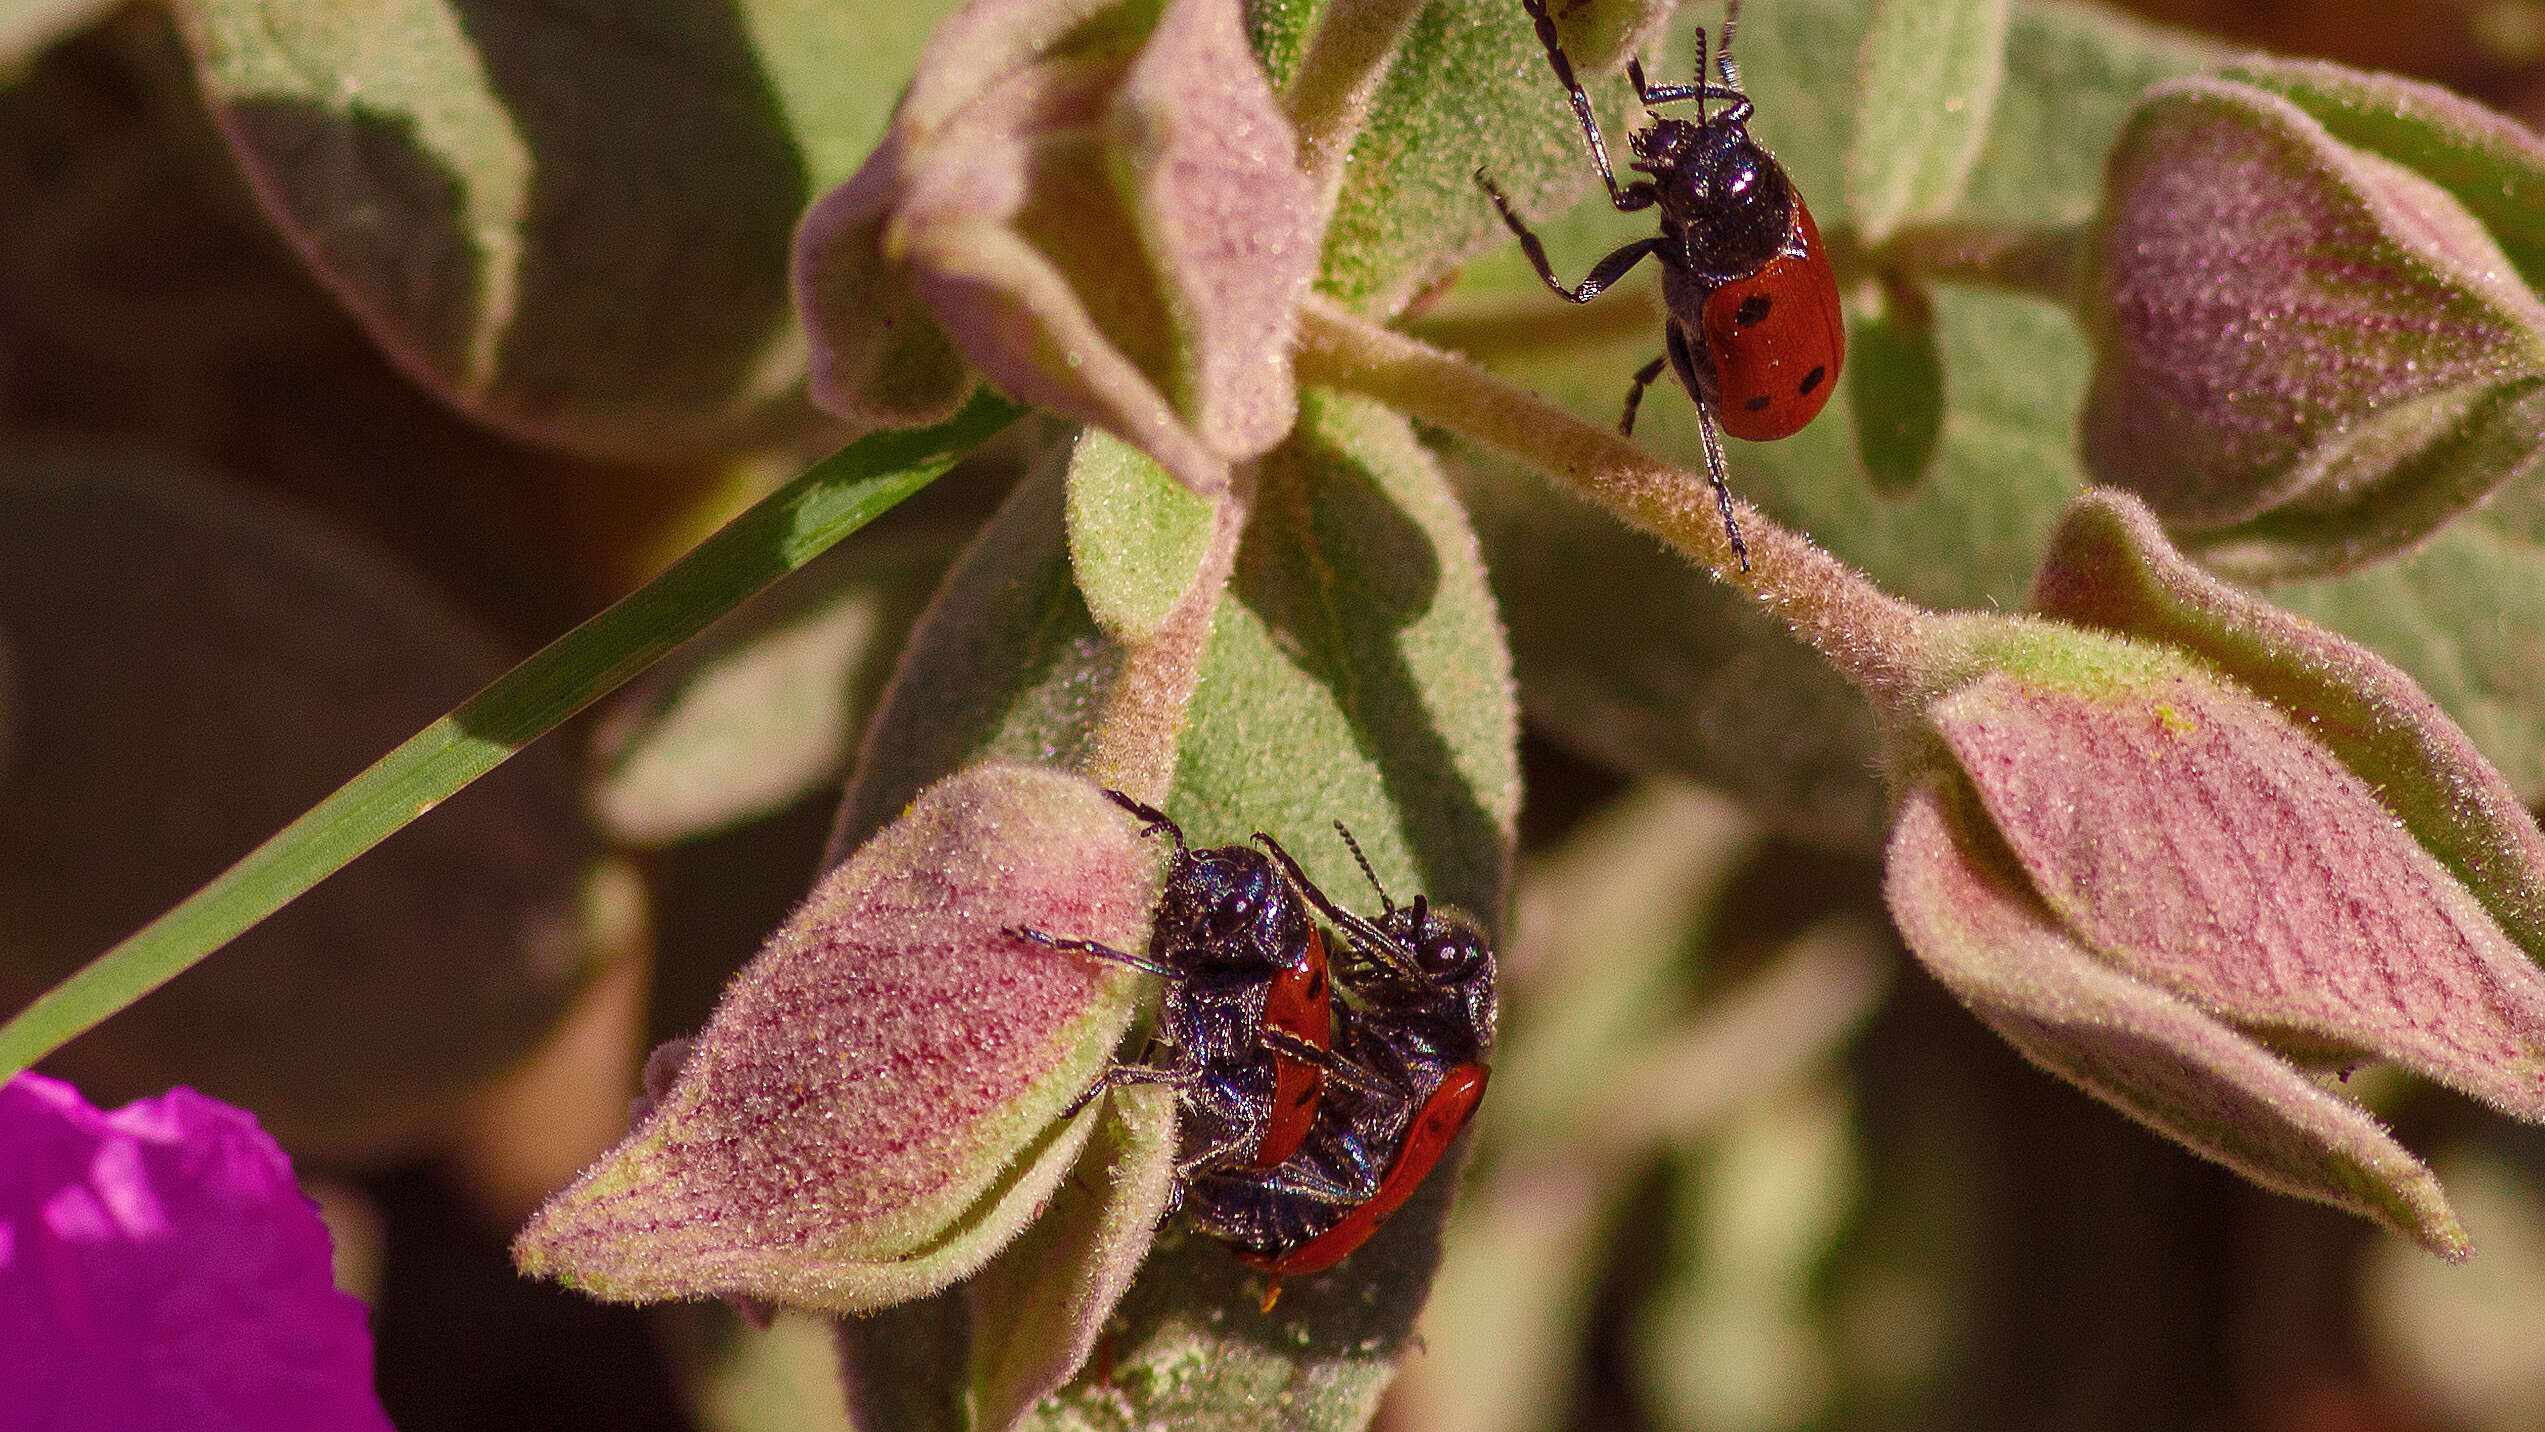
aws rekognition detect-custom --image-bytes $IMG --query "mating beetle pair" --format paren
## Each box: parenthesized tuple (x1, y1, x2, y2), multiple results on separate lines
(1016, 792, 1496, 1292)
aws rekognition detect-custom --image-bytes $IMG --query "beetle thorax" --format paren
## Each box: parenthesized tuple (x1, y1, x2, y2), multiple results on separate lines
(1639, 117, 1796, 288)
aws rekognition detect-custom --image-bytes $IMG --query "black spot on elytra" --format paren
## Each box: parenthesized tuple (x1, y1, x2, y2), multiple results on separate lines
(1799, 365, 1826, 395)
(1307, 967, 1326, 997)
(1744, 395, 1772, 412)
(1734, 293, 1773, 327)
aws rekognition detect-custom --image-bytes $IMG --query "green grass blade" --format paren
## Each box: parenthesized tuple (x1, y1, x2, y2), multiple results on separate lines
(0, 394, 1023, 1080)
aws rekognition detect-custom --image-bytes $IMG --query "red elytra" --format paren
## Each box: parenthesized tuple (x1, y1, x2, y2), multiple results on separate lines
(1240, 1062, 1490, 1278)
(1250, 927, 1332, 1170)
(1701, 201, 1844, 443)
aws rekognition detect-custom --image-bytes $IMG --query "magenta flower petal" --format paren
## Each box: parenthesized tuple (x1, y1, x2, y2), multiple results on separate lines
(0, 1072, 391, 1432)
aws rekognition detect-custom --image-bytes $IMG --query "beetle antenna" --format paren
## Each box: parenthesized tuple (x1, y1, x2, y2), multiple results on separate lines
(1693, 23, 1708, 121)
(1333, 822, 1394, 914)
(1694, 405, 1752, 571)
(1716, 0, 1744, 95)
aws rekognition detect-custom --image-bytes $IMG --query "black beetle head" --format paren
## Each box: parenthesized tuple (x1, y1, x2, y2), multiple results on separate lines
(1637, 115, 1794, 286)
(1150, 845, 1309, 973)
(1373, 899, 1498, 1058)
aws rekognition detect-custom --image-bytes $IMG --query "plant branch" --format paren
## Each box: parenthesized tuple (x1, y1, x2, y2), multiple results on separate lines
(1294, 294, 1934, 705)
(1869, 218, 2090, 305)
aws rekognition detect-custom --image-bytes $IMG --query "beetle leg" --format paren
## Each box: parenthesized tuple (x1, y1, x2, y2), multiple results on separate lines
(1516, 0, 1657, 211)
(1619, 352, 1669, 436)
(1478, 173, 1664, 304)
(1262, 1027, 1393, 1098)
(1668, 322, 1751, 571)
(1101, 788, 1187, 857)
(1066, 1056, 1193, 1119)
(1008, 925, 1177, 977)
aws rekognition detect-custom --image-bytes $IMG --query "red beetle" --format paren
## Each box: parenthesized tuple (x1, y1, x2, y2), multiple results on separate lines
(1237, 1061, 1490, 1278)
(1480, 0, 1845, 570)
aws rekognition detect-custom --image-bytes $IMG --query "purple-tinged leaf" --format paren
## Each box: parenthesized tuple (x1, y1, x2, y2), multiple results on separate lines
(1885, 776, 2468, 1257)
(1931, 663, 2545, 1123)
(2081, 76, 2545, 538)
(2035, 487, 2545, 969)
(514, 763, 1159, 1312)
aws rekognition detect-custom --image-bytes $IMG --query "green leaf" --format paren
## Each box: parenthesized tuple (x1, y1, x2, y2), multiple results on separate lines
(1319, 0, 1632, 317)
(1845, 0, 2010, 244)
(1172, 392, 1519, 915)
(832, 439, 1115, 858)
(2267, 490, 2545, 806)
(2186, 374, 2545, 579)
(172, 0, 959, 459)
(1845, 276, 1946, 496)
(835, 392, 1518, 1423)
(1033, 392, 1517, 1426)
(966, 1084, 1177, 1432)
(1066, 429, 1218, 644)
(1244, 0, 1328, 88)
(590, 526, 963, 847)
(1449, 441, 1889, 851)
(0, 395, 1018, 1082)
(0, 442, 592, 1158)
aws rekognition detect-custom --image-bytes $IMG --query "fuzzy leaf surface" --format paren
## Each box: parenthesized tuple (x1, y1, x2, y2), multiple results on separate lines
(1419, 0, 2545, 829)
(2225, 57, 2545, 291)
(514, 765, 1157, 1311)
(174, 0, 951, 458)
(1886, 774, 2468, 1256)
(1932, 662, 2545, 1123)
(1845, 0, 2009, 243)
(2080, 77, 2545, 535)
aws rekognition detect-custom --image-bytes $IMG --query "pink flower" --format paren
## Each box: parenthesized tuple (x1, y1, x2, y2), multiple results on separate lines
(0, 1072, 392, 1432)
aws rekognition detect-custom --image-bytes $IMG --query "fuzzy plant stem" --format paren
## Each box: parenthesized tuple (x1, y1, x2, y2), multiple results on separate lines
(1295, 294, 1935, 712)
(1870, 218, 2090, 305)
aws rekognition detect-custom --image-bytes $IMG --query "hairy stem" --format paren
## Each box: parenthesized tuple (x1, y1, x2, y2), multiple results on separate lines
(1295, 294, 1935, 708)
(1869, 218, 2090, 305)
